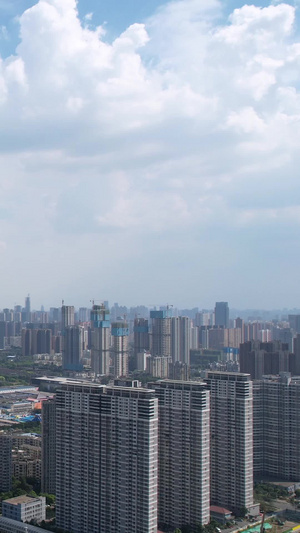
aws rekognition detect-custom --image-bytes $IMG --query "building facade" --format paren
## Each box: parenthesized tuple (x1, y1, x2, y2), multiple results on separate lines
(146, 355, 171, 378)
(42, 398, 56, 494)
(2, 495, 46, 523)
(150, 310, 171, 357)
(214, 302, 229, 328)
(171, 316, 191, 364)
(149, 380, 210, 530)
(62, 325, 84, 371)
(204, 371, 253, 514)
(111, 321, 129, 378)
(253, 373, 300, 480)
(134, 318, 149, 356)
(61, 305, 75, 330)
(0, 434, 12, 492)
(240, 340, 291, 380)
(55, 382, 158, 533)
(90, 304, 111, 376)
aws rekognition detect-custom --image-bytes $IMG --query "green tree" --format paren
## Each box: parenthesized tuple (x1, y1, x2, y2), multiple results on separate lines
(41, 493, 56, 505)
(238, 507, 249, 518)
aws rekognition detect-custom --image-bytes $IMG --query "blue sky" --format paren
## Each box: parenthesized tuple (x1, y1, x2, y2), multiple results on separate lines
(0, 0, 296, 56)
(0, 0, 175, 57)
(0, 0, 300, 310)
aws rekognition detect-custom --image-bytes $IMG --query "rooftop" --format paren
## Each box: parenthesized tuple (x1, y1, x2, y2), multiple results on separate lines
(3, 495, 42, 506)
(210, 505, 232, 515)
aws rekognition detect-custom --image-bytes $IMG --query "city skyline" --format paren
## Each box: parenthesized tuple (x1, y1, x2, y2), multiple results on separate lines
(2, 296, 300, 318)
(0, 0, 300, 308)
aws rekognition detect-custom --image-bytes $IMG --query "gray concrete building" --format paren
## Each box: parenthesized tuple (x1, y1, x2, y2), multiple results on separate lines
(149, 380, 210, 530)
(150, 310, 171, 357)
(253, 373, 300, 480)
(171, 316, 191, 365)
(0, 433, 12, 492)
(62, 325, 84, 371)
(204, 371, 254, 515)
(90, 304, 111, 376)
(111, 321, 129, 378)
(240, 340, 291, 380)
(214, 302, 229, 328)
(54, 382, 158, 533)
(41, 398, 56, 494)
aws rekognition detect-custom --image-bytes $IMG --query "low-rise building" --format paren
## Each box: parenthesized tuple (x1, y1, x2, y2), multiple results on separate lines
(210, 505, 233, 524)
(2, 495, 46, 524)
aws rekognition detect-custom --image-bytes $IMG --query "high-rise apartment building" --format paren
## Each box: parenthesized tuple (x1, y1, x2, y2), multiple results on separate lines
(149, 380, 210, 530)
(21, 327, 52, 356)
(136, 350, 151, 371)
(32, 328, 52, 355)
(223, 327, 243, 349)
(204, 371, 253, 514)
(55, 382, 158, 533)
(253, 373, 300, 480)
(168, 361, 190, 381)
(292, 335, 300, 375)
(146, 355, 171, 378)
(214, 302, 229, 328)
(90, 304, 111, 375)
(288, 314, 300, 334)
(0, 321, 7, 350)
(41, 399, 56, 495)
(78, 307, 89, 323)
(111, 321, 129, 377)
(61, 305, 75, 330)
(272, 327, 293, 351)
(21, 328, 31, 356)
(133, 318, 149, 356)
(190, 325, 199, 350)
(62, 325, 84, 371)
(171, 316, 191, 364)
(25, 295, 31, 323)
(0, 434, 12, 492)
(195, 312, 212, 327)
(240, 340, 291, 380)
(150, 310, 171, 357)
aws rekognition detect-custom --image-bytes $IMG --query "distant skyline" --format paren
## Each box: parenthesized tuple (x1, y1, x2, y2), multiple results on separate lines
(3, 297, 300, 317)
(0, 0, 300, 308)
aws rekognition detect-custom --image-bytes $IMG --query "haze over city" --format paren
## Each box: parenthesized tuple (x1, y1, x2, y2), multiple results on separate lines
(0, 0, 299, 307)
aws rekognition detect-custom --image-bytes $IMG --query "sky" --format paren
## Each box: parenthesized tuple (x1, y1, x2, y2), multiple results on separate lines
(0, 0, 300, 310)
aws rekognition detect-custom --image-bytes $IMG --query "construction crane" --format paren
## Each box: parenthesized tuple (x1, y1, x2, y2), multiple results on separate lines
(90, 299, 104, 307)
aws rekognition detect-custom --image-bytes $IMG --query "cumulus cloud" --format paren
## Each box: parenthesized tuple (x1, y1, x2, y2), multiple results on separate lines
(0, 0, 299, 306)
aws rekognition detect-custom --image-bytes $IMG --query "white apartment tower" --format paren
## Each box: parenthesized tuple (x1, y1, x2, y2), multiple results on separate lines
(149, 380, 210, 530)
(204, 371, 253, 514)
(55, 382, 158, 533)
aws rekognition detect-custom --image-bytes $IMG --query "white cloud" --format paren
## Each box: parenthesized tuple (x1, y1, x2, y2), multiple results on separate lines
(0, 0, 299, 306)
